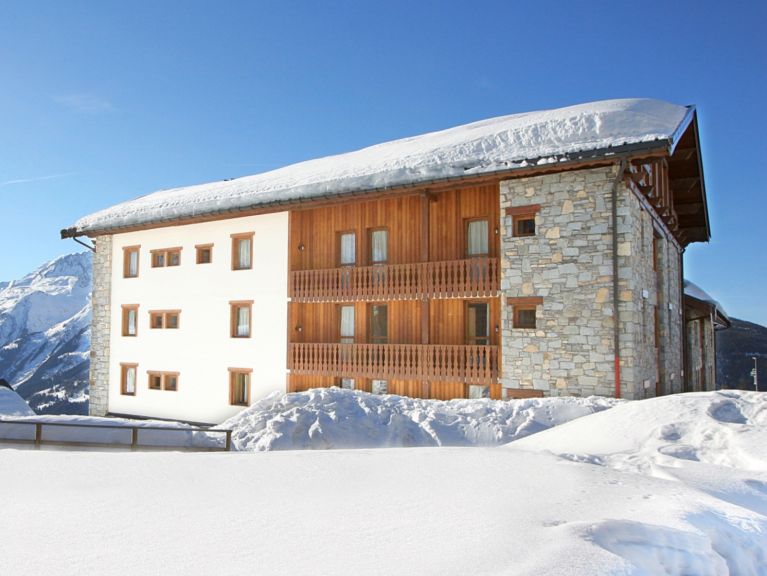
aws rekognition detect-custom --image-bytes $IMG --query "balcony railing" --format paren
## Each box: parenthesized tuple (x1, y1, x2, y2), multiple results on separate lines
(289, 257, 498, 302)
(288, 343, 499, 385)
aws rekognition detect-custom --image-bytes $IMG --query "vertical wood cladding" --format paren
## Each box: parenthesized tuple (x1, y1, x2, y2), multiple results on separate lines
(288, 184, 501, 399)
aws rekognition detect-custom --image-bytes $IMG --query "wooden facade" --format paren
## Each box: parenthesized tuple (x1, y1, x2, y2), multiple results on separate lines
(287, 184, 507, 399)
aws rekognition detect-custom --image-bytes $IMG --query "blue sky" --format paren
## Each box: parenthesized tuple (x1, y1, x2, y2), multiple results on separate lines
(1, 1, 765, 324)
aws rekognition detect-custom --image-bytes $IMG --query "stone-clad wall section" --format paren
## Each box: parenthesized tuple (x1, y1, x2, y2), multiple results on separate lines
(499, 166, 621, 398)
(89, 235, 112, 416)
(499, 165, 683, 400)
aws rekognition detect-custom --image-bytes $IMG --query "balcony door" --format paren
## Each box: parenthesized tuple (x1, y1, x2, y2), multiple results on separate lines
(368, 304, 388, 344)
(466, 302, 490, 345)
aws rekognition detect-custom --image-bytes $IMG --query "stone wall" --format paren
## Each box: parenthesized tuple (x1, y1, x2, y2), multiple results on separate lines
(499, 165, 684, 400)
(89, 235, 112, 416)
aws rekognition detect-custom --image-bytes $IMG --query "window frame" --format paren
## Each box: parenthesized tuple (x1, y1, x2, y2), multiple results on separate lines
(465, 301, 490, 345)
(505, 204, 542, 238)
(513, 214, 536, 237)
(121, 304, 139, 337)
(513, 306, 537, 329)
(230, 300, 254, 338)
(367, 227, 389, 265)
(464, 217, 490, 257)
(367, 303, 388, 344)
(337, 230, 357, 267)
(229, 368, 252, 406)
(195, 243, 214, 265)
(122, 246, 140, 279)
(508, 297, 543, 330)
(149, 310, 181, 330)
(150, 247, 182, 268)
(371, 379, 388, 395)
(147, 371, 179, 392)
(231, 232, 254, 271)
(338, 304, 355, 343)
(120, 363, 138, 396)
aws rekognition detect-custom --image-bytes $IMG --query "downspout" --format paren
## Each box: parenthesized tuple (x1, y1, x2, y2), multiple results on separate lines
(72, 237, 95, 252)
(611, 160, 627, 399)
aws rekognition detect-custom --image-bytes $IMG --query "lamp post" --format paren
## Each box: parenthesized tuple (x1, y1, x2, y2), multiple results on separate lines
(752, 357, 759, 391)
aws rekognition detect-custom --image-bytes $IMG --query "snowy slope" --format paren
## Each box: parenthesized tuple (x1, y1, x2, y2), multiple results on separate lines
(68, 99, 692, 235)
(0, 253, 91, 414)
(0, 391, 764, 575)
(220, 387, 619, 451)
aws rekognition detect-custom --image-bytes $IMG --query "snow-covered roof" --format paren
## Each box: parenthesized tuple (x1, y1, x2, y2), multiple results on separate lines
(684, 280, 730, 326)
(64, 98, 694, 236)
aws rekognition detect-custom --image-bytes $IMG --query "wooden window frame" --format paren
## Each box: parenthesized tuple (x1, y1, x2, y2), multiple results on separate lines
(367, 303, 388, 344)
(149, 310, 181, 330)
(122, 246, 140, 278)
(465, 300, 491, 345)
(230, 300, 253, 338)
(147, 371, 179, 392)
(337, 230, 357, 267)
(367, 227, 389, 265)
(229, 368, 253, 406)
(195, 243, 214, 264)
(150, 247, 183, 268)
(508, 297, 543, 330)
(121, 304, 139, 337)
(338, 304, 355, 343)
(231, 232, 254, 271)
(513, 306, 537, 329)
(464, 217, 490, 257)
(505, 204, 541, 238)
(120, 363, 138, 396)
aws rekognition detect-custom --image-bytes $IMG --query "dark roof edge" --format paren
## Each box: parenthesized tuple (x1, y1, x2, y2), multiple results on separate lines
(62, 139, 671, 239)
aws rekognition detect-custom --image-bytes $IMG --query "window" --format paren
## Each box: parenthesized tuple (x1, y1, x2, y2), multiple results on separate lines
(123, 246, 140, 278)
(196, 244, 213, 264)
(121, 305, 139, 337)
(147, 371, 179, 391)
(505, 204, 541, 238)
(151, 248, 182, 268)
(339, 378, 355, 390)
(368, 228, 388, 264)
(371, 379, 388, 395)
(229, 369, 252, 406)
(469, 385, 490, 399)
(368, 304, 388, 344)
(338, 232, 356, 266)
(339, 305, 355, 344)
(230, 301, 253, 338)
(120, 363, 138, 395)
(231, 233, 254, 270)
(466, 219, 489, 256)
(466, 302, 490, 345)
(514, 307, 537, 329)
(508, 297, 542, 329)
(149, 310, 181, 329)
(513, 215, 536, 237)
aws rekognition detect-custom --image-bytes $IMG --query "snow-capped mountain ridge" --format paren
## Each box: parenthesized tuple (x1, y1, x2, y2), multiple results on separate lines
(0, 252, 91, 414)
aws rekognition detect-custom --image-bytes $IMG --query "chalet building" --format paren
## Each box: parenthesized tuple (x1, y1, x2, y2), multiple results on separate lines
(62, 98, 713, 424)
(683, 280, 730, 392)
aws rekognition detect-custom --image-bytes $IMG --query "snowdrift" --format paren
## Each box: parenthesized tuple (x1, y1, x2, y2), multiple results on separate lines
(220, 387, 618, 451)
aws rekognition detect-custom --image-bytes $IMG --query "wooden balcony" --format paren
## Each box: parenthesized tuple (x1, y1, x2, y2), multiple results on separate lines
(288, 343, 499, 385)
(290, 257, 499, 302)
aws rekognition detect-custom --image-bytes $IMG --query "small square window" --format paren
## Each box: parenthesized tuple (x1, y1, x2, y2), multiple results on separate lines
(165, 312, 179, 329)
(513, 215, 536, 237)
(149, 310, 181, 330)
(164, 374, 178, 391)
(151, 248, 182, 268)
(339, 378, 355, 390)
(196, 244, 213, 264)
(150, 313, 164, 329)
(148, 373, 162, 390)
(468, 385, 489, 399)
(371, 379, 388, 395)
(514, 307, 537, 329)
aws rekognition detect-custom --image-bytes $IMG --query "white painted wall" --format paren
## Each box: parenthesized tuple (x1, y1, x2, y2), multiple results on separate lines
(108, 212, 289, 424)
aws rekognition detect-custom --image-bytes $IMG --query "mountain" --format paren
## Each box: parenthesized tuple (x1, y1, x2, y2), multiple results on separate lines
(0, 252, 92, 414)
(716, 317, 767, 391)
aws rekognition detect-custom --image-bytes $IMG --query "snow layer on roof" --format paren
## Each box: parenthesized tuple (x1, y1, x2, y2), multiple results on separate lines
(684, 279, 730, 323)
(70, 98, 691, 234)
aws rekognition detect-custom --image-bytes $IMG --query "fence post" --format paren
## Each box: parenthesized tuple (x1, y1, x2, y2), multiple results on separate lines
(225, 430, 232, 452)
(131, 427, 138, 451)
(34, 423, 42, 449)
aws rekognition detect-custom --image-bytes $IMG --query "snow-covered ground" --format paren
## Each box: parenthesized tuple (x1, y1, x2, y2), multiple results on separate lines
(0, 390, 765, 574)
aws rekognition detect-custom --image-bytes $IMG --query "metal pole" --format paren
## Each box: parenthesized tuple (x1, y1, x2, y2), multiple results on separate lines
(753, 357, 759, 391)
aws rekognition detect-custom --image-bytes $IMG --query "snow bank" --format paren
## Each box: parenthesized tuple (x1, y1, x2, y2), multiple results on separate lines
(220, 387, 618, 451)
(0, 387, 35, 417)
(69, 98, 691, 234)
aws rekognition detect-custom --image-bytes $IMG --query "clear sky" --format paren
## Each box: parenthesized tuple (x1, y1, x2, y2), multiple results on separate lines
(1, 1, 765, 324)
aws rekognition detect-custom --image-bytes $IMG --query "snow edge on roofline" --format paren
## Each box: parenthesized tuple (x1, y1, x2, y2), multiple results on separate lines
(63, 98, 694, 237)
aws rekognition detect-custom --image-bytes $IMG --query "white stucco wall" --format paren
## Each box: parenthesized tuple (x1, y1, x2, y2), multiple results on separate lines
(108, 212, 289, 424)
